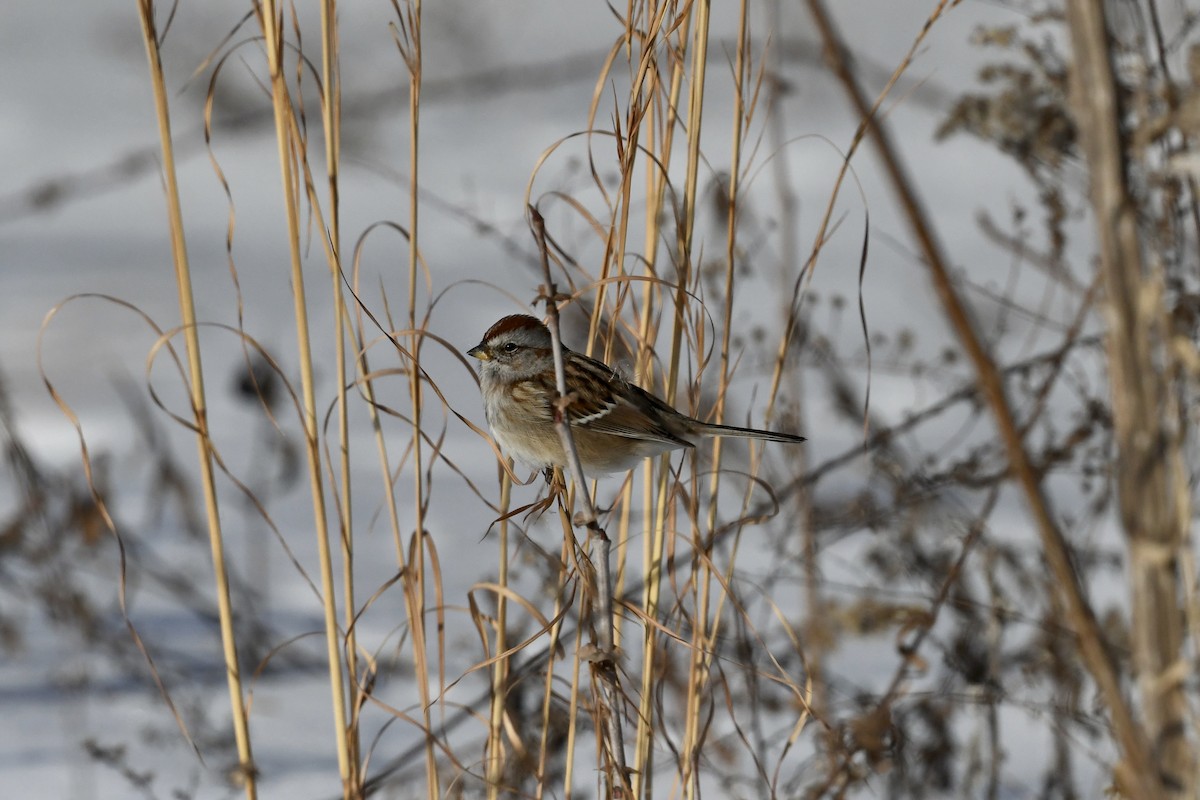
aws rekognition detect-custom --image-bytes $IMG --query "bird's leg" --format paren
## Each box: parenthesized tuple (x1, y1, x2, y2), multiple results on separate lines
(520, 470, 561, 525)
(544, 467, 568, 500)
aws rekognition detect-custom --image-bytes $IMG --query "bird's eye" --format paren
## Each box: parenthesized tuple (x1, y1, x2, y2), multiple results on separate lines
(503, 343, 518, 353)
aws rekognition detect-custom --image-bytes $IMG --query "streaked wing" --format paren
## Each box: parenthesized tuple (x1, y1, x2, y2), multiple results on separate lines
(564, 352, 692, 447)
(509, 363, 619, 428)
(564, 352, 691, 448)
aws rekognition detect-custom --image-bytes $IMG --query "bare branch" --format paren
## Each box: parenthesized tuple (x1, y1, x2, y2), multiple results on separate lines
(529, 206, 630, 798)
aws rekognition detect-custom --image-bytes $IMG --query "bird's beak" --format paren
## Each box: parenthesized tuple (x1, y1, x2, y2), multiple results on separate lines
(467, 345, 491, 361)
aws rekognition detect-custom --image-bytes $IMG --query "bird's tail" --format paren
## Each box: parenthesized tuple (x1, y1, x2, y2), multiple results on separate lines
(695, 422, 806, 444)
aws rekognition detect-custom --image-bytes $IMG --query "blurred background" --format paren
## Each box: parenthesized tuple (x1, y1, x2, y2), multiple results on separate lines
(3, 1, 1195, 798)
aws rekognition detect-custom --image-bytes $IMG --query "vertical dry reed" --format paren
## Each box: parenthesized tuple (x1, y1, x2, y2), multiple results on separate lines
(134, 3, 257, 796)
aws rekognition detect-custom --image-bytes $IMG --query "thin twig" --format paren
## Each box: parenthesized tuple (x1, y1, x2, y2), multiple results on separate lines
(529, 207, 630, 797)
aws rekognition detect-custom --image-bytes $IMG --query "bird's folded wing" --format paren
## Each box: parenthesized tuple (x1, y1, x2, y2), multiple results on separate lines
(572, 398, 691, 446)
(512, 371, 683, 445)
(556, 351, 693, 447)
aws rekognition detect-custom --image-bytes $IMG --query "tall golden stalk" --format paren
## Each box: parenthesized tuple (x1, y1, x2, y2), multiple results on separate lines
(652, 4, 710, 795)
(680, 2, 751, 796)
(390, 2, 440, 795)
(133, 3, 257, 796)
(631, 6, 699, 795)
(318, 2, 363, 792)
(484, 471, 511, 798)
(255, 2, 355, 795)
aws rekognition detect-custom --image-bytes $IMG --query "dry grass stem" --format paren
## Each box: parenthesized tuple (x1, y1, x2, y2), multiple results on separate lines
(134, 3, 257, 795)
(256, 0, 355, 793)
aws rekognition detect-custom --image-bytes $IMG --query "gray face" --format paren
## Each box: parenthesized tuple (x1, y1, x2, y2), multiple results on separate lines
(467, 320, 553, 382)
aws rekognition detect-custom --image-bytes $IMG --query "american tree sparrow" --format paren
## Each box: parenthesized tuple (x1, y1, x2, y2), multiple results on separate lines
(468, 315, 805, 474)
